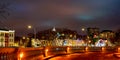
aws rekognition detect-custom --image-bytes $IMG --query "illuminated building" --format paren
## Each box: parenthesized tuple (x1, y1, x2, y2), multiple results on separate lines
(36, 28, 78, 40)
(95, 39, 106, 47)
(100, 30, 115, 40)
(0, 29, 15, 47)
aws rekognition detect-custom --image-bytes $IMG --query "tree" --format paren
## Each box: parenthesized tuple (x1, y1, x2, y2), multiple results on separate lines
(0, 0, 11, 29)
(115, 29, 120, 44)
(0, 0, 10, 19)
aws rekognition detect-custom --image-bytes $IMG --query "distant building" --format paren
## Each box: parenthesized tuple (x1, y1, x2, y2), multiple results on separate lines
(0, 29, 15, 47)
(35, 28, 78, 40)
(100, 30, 115, 39)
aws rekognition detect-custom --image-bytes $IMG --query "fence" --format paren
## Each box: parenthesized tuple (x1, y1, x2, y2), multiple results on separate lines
(0, 46, 119, 60)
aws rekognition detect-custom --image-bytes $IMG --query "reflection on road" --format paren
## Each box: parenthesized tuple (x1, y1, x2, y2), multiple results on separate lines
(49, 52, 120, 60)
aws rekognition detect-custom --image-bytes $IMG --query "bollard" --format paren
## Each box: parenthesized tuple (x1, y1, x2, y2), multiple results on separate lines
(5, 53, 7, 60)
(44, 48, 49, 57)
(18, 52, 24, 60)
(1, 53, 3, 60)
(17, 48, 24, 60)
(3, 53, 6, 60)
(6, 52, 8, 60)
(85, 47, 88, 52)
(102, 47, 105, 53)
(67, 46, 70, 54)
(118, 47, 120, 53)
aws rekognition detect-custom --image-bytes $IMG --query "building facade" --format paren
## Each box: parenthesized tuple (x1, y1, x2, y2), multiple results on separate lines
(100, 30, 115, 39)
(36, 28, 78, 40)
(0, 30, 15, 47)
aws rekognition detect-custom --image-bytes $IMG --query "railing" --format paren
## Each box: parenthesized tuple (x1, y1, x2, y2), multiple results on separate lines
(0, 48, 17, 60)
(18, 47, 44, 60)
(0, 46, 119, 60)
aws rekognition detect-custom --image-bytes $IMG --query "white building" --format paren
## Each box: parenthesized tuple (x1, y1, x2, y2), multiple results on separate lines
(0, 29, 15, 47)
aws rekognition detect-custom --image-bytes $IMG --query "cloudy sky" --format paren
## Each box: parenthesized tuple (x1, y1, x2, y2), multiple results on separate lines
(0, 0, 120, 36)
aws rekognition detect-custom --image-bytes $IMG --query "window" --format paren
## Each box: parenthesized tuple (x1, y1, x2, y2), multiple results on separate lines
(0, 38, 4, 42)
(5, 33, 9, 37)
(9, 34, 11, 37)
(0, 33, 4, 36)
(11, 33, 14, 37)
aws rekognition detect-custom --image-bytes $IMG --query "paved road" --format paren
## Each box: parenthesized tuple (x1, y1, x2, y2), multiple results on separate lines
(49, 52, 120, 60)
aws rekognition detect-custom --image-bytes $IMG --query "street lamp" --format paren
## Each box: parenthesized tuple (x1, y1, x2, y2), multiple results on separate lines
(22, 36, 26, 40)
(28, 25, 32, 29)
(27, 25, 36, 40)
(82, 28, 85, 31)
(18, 52, 24, 60)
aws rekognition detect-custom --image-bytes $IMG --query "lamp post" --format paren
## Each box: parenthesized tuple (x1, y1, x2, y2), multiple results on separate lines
(82, 28, 85, 32)
(27, 25, 37, 41)
(81, 28, 86, 36)
(81, 28, 87, 46)
(27, 25, 37, 47)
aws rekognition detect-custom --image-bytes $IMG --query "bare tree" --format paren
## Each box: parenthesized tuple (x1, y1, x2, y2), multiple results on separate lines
(0, 0, 10, 19)
(0, 0, 12, 29)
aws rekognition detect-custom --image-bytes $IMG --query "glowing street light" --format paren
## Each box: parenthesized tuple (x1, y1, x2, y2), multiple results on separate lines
(118, 47, 120, 53)
(88, 40, 91, 43)
(28, 25, 32, 29)
(85, 47, 88, 52)
(20, 52, 24, 58)
(18, 52, 24, 60)
(82, 28, 85, 31)
(45, 49, 49, 57)
(102, 47, 105, 52)
(67, 47, 70, 53)
(45, 49, 49, 52)
(105, 40, 108, 43)
(22, 36, 26, 39)
(62, 33, 65, 36)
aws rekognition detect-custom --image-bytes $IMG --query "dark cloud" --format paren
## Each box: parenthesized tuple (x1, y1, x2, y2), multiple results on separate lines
(1, 0, 120, 36)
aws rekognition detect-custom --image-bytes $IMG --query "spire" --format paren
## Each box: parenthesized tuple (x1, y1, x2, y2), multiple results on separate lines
(52, 27, 56, 32)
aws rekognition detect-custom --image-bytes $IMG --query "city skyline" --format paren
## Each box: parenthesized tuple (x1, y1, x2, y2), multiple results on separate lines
(0, 0, 120, 36)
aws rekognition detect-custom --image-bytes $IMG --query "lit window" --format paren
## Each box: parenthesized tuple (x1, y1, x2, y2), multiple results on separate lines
(1, 38, 4, 42)
(1, 33, 4, 36)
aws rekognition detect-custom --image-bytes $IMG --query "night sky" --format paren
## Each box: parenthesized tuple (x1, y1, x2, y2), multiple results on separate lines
(0, 0, 120, 36)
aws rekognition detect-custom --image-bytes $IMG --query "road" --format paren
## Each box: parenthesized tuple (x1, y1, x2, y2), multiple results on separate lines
(49, 52, 120, 60)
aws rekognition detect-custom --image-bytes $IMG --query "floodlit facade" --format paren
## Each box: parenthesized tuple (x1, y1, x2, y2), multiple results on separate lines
(100, 30, 115, 39)
(0, 30, 15, 47)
